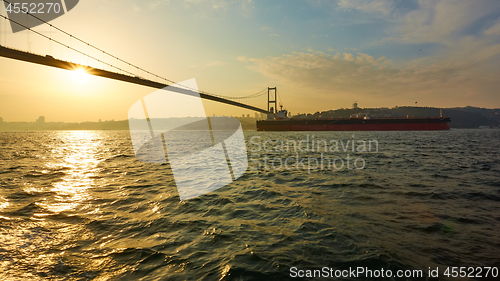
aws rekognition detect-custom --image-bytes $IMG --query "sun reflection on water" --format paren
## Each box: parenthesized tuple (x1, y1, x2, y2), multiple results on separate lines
(0, 196, 9, 220)
(0, 131, 115, 279)
(37, 131, 103, 213)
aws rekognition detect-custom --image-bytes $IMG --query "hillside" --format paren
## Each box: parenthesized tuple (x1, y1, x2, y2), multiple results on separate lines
(294, 106, 500, 129)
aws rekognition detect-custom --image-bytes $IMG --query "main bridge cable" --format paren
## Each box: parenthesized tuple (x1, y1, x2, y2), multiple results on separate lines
(1, 0, 175, 83)
(225, 88, 267, 100)
(0, 13, 138, 77)
(0, 0, 267, 104)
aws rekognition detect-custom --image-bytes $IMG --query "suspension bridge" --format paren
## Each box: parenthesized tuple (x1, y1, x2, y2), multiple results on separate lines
(0, 0, 280, 114)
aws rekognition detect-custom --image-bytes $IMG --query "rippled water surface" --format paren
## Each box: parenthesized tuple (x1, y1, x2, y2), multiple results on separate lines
(0, 130, 499, 280)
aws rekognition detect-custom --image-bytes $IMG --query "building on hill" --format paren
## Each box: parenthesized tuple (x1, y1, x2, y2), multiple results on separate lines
(36, 116, 45, 123)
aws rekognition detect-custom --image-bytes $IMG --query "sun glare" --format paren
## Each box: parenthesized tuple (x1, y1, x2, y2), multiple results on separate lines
(71, 68, 90, 83)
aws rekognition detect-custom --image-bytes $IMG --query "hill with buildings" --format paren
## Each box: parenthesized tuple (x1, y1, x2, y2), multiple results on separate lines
(293, 106, 500, 129)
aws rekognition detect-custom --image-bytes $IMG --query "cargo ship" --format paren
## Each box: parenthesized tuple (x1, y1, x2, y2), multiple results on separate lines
(256, 115, 451, 131)
(256, 88, 451, 131)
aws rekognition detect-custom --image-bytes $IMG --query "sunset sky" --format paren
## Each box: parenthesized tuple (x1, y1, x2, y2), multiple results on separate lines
(1, 0, 499, 122)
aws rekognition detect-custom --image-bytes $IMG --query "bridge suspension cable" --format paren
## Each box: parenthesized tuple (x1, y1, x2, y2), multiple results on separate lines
(0, 13, 138, 78)
(0, 0, 268, 106)
(222, 88, 268, 100)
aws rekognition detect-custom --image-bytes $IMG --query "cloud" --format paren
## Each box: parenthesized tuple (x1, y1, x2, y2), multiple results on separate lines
(152, 0, 254, 18)
(343, 53, 354, 61)
(149, 0, 170, 9)
(260, 25, 279, 37)
(293, 0, 500, 107)
(337, 0, 394, 15)
(330, 1, 500, 78)
(183, 0, 229, 11)
(392, 1, 498, 45)
(205, 61, 226, 66)
(237, 50, 499, 104)
(190, 61, 227, 68)
(131, 4, 141, 12)
(240, 0, 255, 18)
(315, 0, 500, 62)
(484, 20, 500, 36)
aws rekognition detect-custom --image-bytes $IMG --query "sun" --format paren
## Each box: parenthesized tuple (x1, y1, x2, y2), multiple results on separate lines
(71, 68, 90, 83)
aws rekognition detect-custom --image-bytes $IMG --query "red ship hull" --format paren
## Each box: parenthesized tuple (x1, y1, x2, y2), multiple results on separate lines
(256, 117, 451, 131)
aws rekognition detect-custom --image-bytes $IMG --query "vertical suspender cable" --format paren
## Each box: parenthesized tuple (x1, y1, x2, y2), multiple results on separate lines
(27, 12, 30, 52)
(50, 24, 52, 55)
(1, 1, 3, 46)
(68, 35, 71, 61)
(2, 0, 6, 46)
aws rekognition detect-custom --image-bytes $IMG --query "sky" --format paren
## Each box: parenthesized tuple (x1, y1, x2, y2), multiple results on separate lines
(0, 0, 499, 122)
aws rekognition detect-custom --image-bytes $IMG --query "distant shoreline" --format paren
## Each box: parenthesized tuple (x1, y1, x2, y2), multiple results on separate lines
(1, 127, 499, 132)
(0, 117, 259, 131)
(1, 106, 498, 131)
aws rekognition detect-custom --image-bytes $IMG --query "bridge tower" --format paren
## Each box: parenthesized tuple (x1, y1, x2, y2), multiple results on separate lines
(267, 87, 277, 113)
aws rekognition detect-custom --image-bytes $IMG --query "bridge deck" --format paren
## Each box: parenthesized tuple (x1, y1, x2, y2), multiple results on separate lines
(0, 45, 269, 114)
